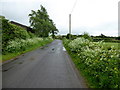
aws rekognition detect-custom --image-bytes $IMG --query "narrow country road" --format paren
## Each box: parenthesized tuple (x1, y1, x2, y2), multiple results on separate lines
(2, 40, 87, 88)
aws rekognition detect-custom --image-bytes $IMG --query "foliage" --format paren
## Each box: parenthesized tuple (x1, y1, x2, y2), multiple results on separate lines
(1, 17, 37, 54)
(82, 32, 92, 41)
(1, 16, 54, 61)
(116, 36, 120, 40)
(29, 5, 58, 37)
(28, 31, 36, 38)
(66, 33, 77, 40)
(2, 37, 53, 61)
(60, 33, 119, 43)
(2, 18, 30, 41)
(4, 37, 53, 54)
(63, 37, 119, 88)
(99, 33, 107, 38)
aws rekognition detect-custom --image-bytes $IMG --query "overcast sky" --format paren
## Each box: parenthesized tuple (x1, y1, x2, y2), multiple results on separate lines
(0, 0, 119, 36)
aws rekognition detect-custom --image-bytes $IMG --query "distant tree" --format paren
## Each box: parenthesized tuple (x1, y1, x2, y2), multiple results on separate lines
(66, 33, 73, 39)
(116, 36, 120, 40)
(100, 33, 107, 38)
(28, 5, 58, 37)
(82, 32, 92, 41)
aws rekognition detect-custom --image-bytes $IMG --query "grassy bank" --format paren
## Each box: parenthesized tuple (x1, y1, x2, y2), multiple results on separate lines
(63, 38, 119, 88)
(2, 37, 53, 62)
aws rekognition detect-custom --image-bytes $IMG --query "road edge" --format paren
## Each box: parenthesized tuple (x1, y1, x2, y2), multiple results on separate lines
(62, 42, 89, 88)
(65, 50, 89, 88)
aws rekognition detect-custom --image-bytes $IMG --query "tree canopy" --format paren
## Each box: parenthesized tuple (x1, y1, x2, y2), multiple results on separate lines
(29, 5, 58, 37)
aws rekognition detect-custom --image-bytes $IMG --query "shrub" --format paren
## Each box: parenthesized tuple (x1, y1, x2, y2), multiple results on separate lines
(3, 37, 53, 54)
(1, 17, 37, 53)
(2, 19, 31, 42)
(81, 32, 92, 41)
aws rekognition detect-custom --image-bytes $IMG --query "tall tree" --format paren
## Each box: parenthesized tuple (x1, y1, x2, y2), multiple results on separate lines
(29, 5, 58, 37)
(49, 19, 58, 38)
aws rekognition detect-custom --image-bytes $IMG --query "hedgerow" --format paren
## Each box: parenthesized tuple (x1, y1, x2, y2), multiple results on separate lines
(63, 37, 119, 88)
(1, 17, 53, 55)
(4, 37, 53, 54)
(2, 17, 36, 53)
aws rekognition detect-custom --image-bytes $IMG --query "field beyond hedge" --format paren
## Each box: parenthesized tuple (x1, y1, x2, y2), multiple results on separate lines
(103, 42, 119, 50)
(63, 38, 119, 88)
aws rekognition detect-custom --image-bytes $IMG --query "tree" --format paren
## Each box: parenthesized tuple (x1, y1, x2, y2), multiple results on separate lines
(99, 33, 107, 38)
(66, 33, 72, 39)
(82, 32, 92, 41)
(29, 5, 58, 37)
(49, 19, 58, 38)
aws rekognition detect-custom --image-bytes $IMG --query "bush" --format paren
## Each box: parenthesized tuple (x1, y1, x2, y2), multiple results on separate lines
(3, 37, 53, 54)
(2, 18, 31, 42)
(1, 17, 37, 53)
(81, 32, 92, 41)
(28, 31, 36, 38)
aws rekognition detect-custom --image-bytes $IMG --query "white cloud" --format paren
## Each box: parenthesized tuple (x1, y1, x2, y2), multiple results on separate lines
(0, 0, 119, 36)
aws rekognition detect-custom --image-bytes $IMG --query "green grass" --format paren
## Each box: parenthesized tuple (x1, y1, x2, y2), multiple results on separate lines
(103, 42, 119, 50)
(2, 40, 53, 62)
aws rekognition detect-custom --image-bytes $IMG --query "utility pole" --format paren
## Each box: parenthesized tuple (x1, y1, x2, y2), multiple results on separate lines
(69, 14, 71, 34)
(68, 0, 77, 39)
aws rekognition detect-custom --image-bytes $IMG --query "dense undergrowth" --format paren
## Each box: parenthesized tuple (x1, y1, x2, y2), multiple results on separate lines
(2, 37, 53, 62)
(63, 38, 119, 88)
(1, 16, 53, 61)
(4, 37, 53, 54)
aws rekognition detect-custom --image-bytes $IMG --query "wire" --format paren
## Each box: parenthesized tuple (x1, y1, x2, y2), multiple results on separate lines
(70, 0, 77, 14)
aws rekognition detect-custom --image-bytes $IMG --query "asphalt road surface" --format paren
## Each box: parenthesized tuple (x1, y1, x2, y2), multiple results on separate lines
(2, 40, 87, 88)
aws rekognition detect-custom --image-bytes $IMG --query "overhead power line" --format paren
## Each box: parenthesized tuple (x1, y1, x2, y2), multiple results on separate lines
(70, 0, 77, 14)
